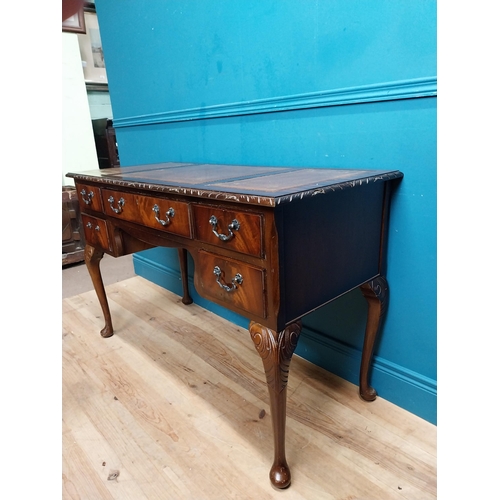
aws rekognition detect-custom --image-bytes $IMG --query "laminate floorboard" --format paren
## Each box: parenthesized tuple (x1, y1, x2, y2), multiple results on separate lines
(62, 276, 437, 499)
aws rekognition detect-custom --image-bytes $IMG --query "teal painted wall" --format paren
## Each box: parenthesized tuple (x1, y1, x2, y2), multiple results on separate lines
(95, 0, 437, 423)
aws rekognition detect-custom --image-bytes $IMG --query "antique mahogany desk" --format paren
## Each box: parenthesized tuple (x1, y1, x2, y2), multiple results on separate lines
(67, 162, 403, 489)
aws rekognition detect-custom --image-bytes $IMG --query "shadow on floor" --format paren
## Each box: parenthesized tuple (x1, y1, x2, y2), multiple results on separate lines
(62, 254, 135, 299)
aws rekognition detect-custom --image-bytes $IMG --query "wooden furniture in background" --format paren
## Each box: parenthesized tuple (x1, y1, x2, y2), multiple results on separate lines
(66, 162, 403, 489)
(62, 186, 86, 265)
(91, 118, 120, 169)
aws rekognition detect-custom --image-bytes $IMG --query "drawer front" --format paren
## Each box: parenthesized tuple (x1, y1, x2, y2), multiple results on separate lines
(193, 204, 263, 257)
(76, 183, 103, 213)
(82, 214, 112, 252)
(102, 188, 191, 238)
(196, 250, 266, 318)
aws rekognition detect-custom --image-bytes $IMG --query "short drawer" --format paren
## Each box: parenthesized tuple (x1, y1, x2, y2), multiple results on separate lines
(76, 183, 103, 213)
(196, 250, 266, 318)
(102, 188, 192, 238)
(82, 214, 112, 253)
(193, 204, 263, 257)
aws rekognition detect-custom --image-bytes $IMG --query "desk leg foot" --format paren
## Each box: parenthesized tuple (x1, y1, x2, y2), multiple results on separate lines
(249, 321, 301, 489)
(84, 244, 114, 338)
(177, 248, 193, 305)
(359, 276, 388, 401)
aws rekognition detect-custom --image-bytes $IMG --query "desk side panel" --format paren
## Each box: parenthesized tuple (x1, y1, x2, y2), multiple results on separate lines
(277, 182, 385, 326)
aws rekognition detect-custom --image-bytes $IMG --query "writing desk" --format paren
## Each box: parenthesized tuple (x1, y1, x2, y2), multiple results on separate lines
(67, 162, 403, 489)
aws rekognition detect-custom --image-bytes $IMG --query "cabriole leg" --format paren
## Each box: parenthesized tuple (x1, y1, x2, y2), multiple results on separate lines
(249, 320, 301, 489)
(84, 244, 113, 338)
(359, 276, 388, 401)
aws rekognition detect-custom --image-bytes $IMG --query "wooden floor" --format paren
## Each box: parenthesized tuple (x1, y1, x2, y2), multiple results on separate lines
(62, 276, 436, 500)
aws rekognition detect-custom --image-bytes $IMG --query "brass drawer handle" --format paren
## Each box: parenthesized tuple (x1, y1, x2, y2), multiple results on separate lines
(213, 266, 243, 292)
(209, 215, 240, 242)
(152, 204, 175, 226)
(108, 195, 125, 214)
(86, 221, 100, 231)
(80, 189, 94, 205)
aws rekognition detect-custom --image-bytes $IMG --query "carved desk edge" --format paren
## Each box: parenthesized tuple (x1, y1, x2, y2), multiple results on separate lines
(66, 169, 403, 207)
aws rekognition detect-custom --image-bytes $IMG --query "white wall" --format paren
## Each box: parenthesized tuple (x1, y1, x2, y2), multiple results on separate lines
(87, 91, 113, 120)
(62, 32, 99, 186)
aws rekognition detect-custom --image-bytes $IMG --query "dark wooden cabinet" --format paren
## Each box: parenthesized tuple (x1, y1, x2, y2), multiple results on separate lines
(91, 118, 120, 169)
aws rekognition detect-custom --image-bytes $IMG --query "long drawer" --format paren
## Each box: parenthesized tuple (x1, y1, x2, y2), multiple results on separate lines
(196, 250, 266, 318)
(102, 188, 192, 238)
